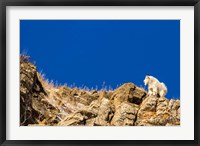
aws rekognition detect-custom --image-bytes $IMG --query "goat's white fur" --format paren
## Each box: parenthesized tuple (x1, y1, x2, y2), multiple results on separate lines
(144, 75, 167, 97)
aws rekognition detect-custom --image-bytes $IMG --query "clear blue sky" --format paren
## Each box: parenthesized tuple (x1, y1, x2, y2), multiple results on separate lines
(20, 20, 180, 99)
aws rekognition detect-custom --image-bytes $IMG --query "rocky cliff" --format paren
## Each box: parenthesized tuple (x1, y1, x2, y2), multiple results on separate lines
(20, 59, 180, 126)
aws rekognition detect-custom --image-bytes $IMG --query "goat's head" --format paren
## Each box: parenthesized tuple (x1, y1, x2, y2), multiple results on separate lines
(144, 75, 150, 86)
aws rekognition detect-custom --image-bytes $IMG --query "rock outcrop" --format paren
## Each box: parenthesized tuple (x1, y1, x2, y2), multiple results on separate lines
(20, 59, 180, 126)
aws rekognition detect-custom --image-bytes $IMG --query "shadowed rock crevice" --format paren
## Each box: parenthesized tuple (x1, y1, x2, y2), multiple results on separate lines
(20, 61, 180, 126)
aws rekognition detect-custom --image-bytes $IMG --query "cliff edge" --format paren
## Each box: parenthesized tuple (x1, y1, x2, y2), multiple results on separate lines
(20, 60, 180, 126)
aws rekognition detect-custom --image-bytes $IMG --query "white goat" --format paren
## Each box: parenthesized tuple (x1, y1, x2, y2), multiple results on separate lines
(144, 75, 167, 97)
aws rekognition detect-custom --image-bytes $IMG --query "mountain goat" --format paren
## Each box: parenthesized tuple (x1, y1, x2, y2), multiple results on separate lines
(144, 75, 167, 97)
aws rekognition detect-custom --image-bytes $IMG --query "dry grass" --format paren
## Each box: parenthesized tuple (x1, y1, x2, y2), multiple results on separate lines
(38, 71, 55, 89)
(20, 54, 30, 63)
(21, 53, 115, 93)
(38, 71, 115, 93)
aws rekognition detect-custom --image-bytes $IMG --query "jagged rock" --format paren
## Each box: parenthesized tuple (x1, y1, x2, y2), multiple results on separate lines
(111, 83, 146, 106)
(21, 62, 65, 125)
(111, 102, 139, 126)
(58, 110, 96, 126)
(20, 63, 36, 96)
(59, 97, 114, 126)
(128, 86, 146, 104)
(88, 97, 114, 126)
(20, 62, 38, 125)
(166, 99, 180, 125)
(135, 96, 180, 126)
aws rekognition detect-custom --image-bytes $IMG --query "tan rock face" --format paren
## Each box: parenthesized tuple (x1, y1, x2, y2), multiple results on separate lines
(20, 61, 61, 125)
(111, 102, 139, 126)
(20, 62, 37, 125)
(20, 61, 180, 126)
(111, 83, 146, 106)
(135, 96, 180, 126)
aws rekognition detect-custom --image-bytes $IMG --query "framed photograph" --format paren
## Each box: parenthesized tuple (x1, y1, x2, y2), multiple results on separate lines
(0, 0, 199, 145)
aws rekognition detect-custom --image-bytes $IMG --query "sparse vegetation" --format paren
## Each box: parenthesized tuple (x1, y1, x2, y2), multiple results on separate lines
(20, 54, 30, 63)
(38, 71, 115, 92)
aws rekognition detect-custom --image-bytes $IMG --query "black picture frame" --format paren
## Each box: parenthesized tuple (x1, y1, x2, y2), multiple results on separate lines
(0, 0, 199, 146)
